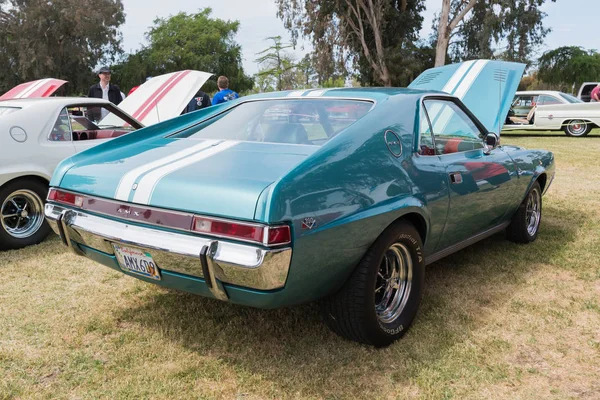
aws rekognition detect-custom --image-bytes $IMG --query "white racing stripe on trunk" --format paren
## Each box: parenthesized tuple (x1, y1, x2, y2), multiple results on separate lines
(114, 139, 220, 201)
(132, 140, 240, 205)
(16, 79, 49, 98)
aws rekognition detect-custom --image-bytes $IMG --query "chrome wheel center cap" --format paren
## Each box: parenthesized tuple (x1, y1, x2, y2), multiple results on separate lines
(20, 210, 28, 218)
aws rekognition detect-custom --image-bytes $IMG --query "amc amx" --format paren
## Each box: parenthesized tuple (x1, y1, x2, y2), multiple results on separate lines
(45, 61, 555, 347)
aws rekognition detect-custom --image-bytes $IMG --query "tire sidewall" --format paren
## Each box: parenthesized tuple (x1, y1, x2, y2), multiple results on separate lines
(524, 182, 542, 242)
(362, 222, 425, 346)
(565, 120, 590, 137)
(0, 179, 50, 250)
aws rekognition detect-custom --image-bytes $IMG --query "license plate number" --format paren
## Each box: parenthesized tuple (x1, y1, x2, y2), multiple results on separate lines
(113, 244, 161, 280)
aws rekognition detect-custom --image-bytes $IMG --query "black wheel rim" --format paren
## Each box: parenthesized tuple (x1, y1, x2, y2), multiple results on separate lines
(1, 189, 45, 239)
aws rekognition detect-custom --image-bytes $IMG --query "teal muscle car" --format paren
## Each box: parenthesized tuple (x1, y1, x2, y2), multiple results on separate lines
(45, 61, 555, 347)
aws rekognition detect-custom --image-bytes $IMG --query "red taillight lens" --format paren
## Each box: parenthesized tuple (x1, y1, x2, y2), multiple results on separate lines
(193, 217, 264, 242)
(267, 226, 291, 245)
(48, 188, 84, 207)
(192, 216, 291, 246)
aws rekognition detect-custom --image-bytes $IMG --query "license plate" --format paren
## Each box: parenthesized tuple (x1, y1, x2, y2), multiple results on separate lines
(113, 244, 161, 280)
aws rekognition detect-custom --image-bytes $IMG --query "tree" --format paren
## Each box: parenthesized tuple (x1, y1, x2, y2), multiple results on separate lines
(537, 46, 600, 89)
(449, 0, 556, 66)
(113, 9, 253, 94)
(0, 0, 125, 95)
(276, 0, 427, 87)
(435, 0, 479, 66)
(255, 36, 299, 91)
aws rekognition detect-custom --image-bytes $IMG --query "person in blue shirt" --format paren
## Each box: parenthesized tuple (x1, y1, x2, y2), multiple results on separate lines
(212, 76, 239, 105)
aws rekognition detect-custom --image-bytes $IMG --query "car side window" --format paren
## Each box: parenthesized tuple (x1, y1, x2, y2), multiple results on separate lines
(49, 107, 72, 142)
(423, 99, 484, 155)
(418, 105, 435, 155)
(538, 95, 561, 106)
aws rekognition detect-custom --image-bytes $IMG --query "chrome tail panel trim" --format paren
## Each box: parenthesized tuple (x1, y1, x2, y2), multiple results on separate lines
(45, 203, 292, 293)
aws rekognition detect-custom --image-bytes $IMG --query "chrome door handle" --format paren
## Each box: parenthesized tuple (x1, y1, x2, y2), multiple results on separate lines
(449, 172, 463, 184)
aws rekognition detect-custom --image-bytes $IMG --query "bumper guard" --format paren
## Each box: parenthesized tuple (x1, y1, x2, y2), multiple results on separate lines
(45, 203, 292, 301)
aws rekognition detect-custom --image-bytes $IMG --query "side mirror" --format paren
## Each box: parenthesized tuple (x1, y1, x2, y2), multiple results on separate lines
(483, 132, 499, 154)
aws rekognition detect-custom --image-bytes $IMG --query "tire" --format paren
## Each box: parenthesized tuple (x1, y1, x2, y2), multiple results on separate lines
(506, 181, 542, 244)
(563, 120, 592, 137)
(0, 179, 51, 251)
(320, 220, 425, 347)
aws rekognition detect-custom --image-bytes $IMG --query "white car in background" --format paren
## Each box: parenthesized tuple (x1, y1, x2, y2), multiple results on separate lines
(0, 70, 212, 250)
(503, 90, 600, 137)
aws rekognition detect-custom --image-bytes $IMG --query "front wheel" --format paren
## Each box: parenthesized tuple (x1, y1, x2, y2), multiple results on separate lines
(0, 179, 51, 251)
(563, 120, 592, 137)
(320, 221, 425, 347)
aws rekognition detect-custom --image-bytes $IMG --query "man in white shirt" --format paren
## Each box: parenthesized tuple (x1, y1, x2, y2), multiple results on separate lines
(87, 66, 125, 121)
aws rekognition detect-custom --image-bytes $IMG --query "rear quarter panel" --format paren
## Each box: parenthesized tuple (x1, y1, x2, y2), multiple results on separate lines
(0, 103, 66, 187)
(501, 146, 555, 214)
(536, 103, 600, 129)
(256, 96, 432, 305)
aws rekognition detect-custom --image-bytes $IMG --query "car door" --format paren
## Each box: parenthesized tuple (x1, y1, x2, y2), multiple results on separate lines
(421, 97, 519, 251)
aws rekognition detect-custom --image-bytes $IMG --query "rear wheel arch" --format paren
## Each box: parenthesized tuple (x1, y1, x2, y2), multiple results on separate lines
(1, 175, 50, 191)
(536, 173, 547, 193)
(392, 212, 427, 245)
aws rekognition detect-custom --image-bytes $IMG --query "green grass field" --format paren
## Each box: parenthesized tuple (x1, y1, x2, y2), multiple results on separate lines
(1, 131, 599, 399)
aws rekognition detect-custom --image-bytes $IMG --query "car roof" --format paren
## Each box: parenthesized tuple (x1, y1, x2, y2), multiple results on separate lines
(515, 90, 568, 96)
(242, 87, 444, 103)
(0, 97, 111, 108)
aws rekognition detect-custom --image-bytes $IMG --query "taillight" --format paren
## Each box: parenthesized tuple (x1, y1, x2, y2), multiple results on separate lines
(48, 188, 84, 207)
(266, 226, 291, 245)
(193, 216, 291, 246)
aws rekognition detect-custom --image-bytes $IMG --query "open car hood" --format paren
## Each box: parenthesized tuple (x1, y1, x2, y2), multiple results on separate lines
(102, 70, 213, 127)
(0, 78, 68, 100)
(409, 60, 526, 134)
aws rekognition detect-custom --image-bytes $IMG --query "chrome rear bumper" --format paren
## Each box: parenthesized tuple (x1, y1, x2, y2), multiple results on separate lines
(45, 203, 292, 301)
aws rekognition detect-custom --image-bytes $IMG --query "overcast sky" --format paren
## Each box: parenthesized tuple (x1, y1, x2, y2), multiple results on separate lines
(120, 0, 598, 76)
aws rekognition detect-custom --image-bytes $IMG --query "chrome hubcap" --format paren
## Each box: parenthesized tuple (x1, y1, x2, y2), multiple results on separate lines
(526, 188, 541, 236)
(568, 120, 587, 135)
(375, 242, 413, 324)
(1, 190, 45, 239)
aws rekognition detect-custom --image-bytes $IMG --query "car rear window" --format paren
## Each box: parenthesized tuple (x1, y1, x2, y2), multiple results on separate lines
(171, 99, 373, 146)
(0, 106, 21, 116)
(559, 93, 583, 103)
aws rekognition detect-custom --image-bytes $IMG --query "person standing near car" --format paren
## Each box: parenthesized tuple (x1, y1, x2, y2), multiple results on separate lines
(212, 76, 239, 105)
(183, 89, 211, 114)
(87, 66, 125, 121)
(590, 84, 600, 102)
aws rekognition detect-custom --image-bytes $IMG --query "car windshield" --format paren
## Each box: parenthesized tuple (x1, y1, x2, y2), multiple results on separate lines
(171, 99, 374, 146)
(0, 106, 20, 116)
(559, 93, 583, 103)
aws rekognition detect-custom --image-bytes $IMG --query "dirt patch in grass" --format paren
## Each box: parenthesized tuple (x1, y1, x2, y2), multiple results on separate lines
(1, 136, 599, 399)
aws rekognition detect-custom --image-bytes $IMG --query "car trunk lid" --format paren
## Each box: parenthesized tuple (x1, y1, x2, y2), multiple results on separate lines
(0, 78, 68, 100)
(101, 70, 213, 127)
(58, 139, 318, 220)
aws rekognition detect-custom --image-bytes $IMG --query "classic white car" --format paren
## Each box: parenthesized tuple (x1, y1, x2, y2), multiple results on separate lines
(502, 90, 600, 137)
(0, 70, 212, 250)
